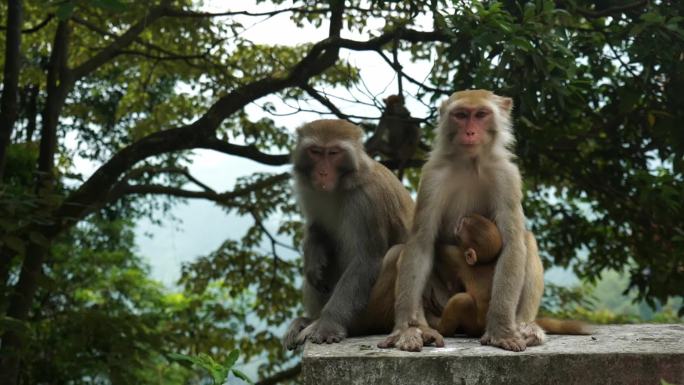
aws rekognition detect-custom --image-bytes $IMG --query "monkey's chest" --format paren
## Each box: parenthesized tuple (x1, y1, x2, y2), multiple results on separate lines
(439, 186, 493, 237)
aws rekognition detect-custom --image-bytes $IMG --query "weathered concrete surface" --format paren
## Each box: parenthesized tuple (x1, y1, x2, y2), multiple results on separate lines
(302, 324, 684, 385)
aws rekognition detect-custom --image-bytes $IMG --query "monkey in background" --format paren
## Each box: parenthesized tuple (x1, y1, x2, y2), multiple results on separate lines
(366, 95, 420, 179)
(283, 119, 414, 349)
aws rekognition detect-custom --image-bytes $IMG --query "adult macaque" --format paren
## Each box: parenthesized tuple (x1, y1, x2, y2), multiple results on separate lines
(380, 89, 546, 352)
(366, 95, 420, 179)
(283, 119, 414, 349)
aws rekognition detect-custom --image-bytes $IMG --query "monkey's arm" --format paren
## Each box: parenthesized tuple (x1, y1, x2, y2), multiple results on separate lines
(482, 165, 528, 349)
(302, 224, 333, 296)
(379, 172, 445, 351)
(393, 169, 446, 328)
(298, 226, 385, 344)
(321, 240, 384, 327)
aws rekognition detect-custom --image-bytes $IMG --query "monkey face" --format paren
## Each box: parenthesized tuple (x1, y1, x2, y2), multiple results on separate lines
(449, 106, 494, 149)
(438, 90, 513, 156)
(305, 145, 348, 192)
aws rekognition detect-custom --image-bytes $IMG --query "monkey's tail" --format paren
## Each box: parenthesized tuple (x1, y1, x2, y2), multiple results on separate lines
(536, 317, 593, 335)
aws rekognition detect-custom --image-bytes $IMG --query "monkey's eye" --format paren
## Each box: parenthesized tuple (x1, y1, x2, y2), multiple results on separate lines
(327, 147, 343, 156)
(308, 147, 324, 156)
(474, 110, 488, 119)
(452, 111, 468, 119)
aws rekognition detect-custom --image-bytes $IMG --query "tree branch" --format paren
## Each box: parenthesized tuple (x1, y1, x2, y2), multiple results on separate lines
(256, 364, 301, 385)
(107, 172, 291, 207)
(162, 6, 328, 18)
(199, 138, 290, 166)
(300, 83, 348, 120)
(71, 7, 166, 81)
(375, 49, 451, 95)
(0, 13, 51, 33)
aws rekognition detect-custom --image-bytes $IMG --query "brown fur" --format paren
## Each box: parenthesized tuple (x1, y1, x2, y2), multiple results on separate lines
(380, 90, 543, 352)
(436, 217, 590, 337)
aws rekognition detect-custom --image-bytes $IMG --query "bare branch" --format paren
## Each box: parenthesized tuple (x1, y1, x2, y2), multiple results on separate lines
(200, 138, 290, 166)
(71, 7, 166, 80)
(124, 166, 216, 193)
(162, 6, 328, 18)
(375, 49, 452, 95)
(300, 83, 348, 120)
(107, 172, 291, 207)
(256, 364, 302, 385)
(0, 13, 52, 33)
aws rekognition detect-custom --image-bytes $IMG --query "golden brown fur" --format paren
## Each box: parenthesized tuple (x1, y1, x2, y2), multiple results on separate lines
(380, 90, 545, 352)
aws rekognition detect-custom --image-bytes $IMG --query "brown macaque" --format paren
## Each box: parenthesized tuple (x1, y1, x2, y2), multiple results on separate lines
(379, 89, 547, 352)
(283, 119, 414, 350)
(455, 214, 502, 266)
(437, 218, 589, 338)
(366, 95, 420, 179)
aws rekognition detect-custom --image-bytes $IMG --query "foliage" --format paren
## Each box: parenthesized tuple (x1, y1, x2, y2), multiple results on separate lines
(541, 272, 683, 324)
(169, 350, 253, 385)
(1, 0, 684, 384)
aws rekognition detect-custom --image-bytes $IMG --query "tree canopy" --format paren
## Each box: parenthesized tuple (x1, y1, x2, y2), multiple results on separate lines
(1, 0, 683, 384)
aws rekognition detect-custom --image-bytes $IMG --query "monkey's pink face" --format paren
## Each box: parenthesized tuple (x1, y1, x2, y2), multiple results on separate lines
(306, 145, 345, 192)
(449, 106, 493, 149)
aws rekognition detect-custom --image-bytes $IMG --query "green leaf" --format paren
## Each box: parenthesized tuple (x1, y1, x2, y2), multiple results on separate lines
(168, 352, 200, 366)
(225, 349, 240, 369)
(232, 369, 253, 384)
(56, 2, 75, 20)
(91, 0, 126, 12)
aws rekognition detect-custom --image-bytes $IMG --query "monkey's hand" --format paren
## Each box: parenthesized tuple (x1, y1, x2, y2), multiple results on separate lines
(296, 318, 347, 345)
(377, 326, 444, 352)
(283, 317, 313, 350)
(480, 325, 526, 352)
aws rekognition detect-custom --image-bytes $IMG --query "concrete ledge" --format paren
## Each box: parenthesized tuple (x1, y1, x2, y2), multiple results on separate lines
(302, 324, 684, 385)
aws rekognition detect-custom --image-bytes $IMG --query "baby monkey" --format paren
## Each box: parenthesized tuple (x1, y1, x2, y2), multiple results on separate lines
(454, 214, 502, 266)
(437, 214, 589, 338)
(436, 214, 503, 337)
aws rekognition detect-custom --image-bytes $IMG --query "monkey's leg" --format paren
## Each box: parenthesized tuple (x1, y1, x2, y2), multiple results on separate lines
(515, 232, 546, 346)
(437, 293, 478, 337)
(352, 245, 403, 335)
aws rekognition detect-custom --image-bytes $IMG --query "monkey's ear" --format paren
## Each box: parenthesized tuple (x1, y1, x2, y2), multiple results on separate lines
(498, 97, 513, 113)
(439, 99, 450, 117)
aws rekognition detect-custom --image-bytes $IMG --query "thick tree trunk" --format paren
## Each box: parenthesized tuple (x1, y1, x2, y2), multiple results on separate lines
(0, 0, 23, 181)
(0, 20, 70, 385)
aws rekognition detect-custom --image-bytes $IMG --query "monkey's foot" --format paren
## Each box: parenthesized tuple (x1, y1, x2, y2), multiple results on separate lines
(379, 326, 444, 352)
(480, 330, 526, 352)
(297, 319, 347, 345)
(283, 317, 313, 350)
(520, 322, 546, 346)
